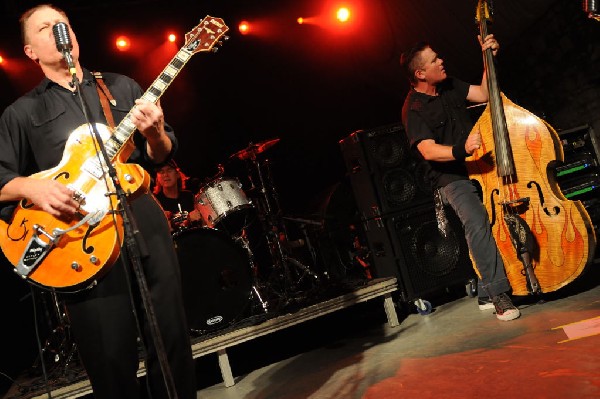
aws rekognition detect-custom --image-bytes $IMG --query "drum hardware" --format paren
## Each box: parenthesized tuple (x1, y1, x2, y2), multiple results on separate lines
(230, 139, 322, 299)
(234, 231, 269, 314)
(283, 217, 323, 264)
(31, 289, 78, 376)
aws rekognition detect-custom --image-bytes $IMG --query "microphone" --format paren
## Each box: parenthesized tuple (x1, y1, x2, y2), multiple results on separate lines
(52, 22, 77, 77)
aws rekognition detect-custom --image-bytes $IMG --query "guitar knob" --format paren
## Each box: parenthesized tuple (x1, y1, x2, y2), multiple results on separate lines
(89, 255, 98, 264)
(71, 262, 81, 271)
(123, 174, 133, 183)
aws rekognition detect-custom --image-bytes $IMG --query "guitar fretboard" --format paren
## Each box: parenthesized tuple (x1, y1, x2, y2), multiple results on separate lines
(104, 48, 194, 160)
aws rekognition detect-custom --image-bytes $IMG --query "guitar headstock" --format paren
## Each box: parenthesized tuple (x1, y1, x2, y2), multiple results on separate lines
(475, 0, 493, 24)
(184, 16, 229, 54)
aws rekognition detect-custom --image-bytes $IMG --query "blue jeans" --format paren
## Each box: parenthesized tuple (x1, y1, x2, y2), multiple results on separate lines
(440, 179, 511, 298)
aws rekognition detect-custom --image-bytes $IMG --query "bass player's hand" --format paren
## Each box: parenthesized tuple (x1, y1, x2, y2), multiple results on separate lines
(465, 131, 482, 155)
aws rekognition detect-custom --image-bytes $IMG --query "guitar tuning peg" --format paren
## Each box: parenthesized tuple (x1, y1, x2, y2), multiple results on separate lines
(212, 47, 219, 53)
(222, 35, 230, 41)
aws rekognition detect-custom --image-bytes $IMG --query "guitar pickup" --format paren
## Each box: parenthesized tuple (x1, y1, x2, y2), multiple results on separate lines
(66, 185, 86, 207)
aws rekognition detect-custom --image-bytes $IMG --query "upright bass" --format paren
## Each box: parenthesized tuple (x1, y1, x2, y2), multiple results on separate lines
(466, 0, 596, 296)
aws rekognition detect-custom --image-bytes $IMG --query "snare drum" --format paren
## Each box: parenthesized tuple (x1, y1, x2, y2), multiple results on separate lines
(195, 177, 253, 233)
(173, 227, 252, 333)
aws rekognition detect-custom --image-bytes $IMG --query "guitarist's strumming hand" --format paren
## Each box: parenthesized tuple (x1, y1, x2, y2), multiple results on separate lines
(19, 177, 79, 218)
(131, 98, 172, 164)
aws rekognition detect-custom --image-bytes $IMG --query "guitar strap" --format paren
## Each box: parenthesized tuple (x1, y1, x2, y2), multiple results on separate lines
(92, 71, 116, 129)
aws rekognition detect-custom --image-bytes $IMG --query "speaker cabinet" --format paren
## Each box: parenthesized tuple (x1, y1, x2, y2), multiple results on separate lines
(362, 204, 475, 301)
(339, 123, 433, 219)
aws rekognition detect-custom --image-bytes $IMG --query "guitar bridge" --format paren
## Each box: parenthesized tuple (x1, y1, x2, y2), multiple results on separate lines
(14, 210, 106, 278)
(15, 224, 58, 278)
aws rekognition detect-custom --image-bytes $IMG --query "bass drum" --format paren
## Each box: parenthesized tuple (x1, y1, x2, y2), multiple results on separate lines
(173, 227, 253, 334)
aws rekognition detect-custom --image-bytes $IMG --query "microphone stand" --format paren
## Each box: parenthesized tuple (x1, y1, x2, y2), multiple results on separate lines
(67, 68, 178, 398)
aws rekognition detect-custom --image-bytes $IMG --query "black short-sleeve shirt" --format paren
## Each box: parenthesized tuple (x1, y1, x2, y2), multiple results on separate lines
(401, 77, 474, 188)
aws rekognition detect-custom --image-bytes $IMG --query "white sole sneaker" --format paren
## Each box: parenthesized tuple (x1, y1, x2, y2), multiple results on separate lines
(496, 307, 521, 321)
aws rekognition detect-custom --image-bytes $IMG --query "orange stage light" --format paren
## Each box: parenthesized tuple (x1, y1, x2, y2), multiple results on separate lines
(168, 33, 177, 43)
(0, 55, 4, 65)
(239, 21, 250, 35)
(297, 17, 304, 25)
(115, 36, 131, 52)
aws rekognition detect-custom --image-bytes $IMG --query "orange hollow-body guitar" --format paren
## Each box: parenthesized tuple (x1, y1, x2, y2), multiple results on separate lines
(0, 16, 229, 290)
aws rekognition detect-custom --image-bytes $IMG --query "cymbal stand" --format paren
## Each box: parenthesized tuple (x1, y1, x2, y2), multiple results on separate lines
(248, 155, 320, 297)
(234, 230, 269, 314)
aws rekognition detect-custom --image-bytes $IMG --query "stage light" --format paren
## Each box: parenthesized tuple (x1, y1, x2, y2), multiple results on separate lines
(168, 33, 177, 43)
(336, 7, 351, 23)
(297, 17, 304, 25)
(115, 36, 131, 52)
(239, 21, 250, 35)
(0, 55, 4, 65)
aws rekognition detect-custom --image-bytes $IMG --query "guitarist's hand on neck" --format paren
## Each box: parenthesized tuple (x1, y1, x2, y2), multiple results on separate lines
(130, 98, 172, 164)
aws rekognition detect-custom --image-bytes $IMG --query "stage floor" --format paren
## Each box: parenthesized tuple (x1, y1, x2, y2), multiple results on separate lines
(4, 267, 600, 399)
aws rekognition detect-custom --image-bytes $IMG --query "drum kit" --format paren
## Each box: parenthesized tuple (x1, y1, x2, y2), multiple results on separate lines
(28, 138, 366, 376)
(171, 137, 324, 335)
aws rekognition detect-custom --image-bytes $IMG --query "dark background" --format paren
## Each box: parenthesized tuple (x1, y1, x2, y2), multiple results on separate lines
(1, 0, 599, 394)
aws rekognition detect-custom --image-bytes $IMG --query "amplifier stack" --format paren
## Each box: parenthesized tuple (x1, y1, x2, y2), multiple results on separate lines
(339, 123, 475, 312)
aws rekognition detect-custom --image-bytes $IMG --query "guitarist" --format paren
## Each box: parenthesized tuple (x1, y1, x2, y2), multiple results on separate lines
(0, 5, 196, 398)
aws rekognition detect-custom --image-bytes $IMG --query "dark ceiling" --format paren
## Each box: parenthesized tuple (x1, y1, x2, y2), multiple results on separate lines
(0, 0, 588, 215)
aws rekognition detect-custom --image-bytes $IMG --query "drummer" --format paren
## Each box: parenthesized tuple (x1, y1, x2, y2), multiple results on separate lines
(153, 160, 203, 232)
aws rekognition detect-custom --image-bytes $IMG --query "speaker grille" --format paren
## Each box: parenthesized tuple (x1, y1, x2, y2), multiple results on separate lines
(382, 169, 417, 207)
(339, 123, 433, 217)
(391, 205, 474, 298)
(406, 219, 460, 277)
(366, 130, 409, 168)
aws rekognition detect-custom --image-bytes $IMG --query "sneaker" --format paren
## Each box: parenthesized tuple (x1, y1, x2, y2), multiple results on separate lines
(493, 293, 521, 321)
(478, 297, 494, 310)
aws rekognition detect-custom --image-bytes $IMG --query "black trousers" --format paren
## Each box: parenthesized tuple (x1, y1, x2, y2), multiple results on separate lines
(64, 194, 196, 399)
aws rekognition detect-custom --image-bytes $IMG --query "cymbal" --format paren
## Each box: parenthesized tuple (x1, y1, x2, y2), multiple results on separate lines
(230, 138, 280, 160)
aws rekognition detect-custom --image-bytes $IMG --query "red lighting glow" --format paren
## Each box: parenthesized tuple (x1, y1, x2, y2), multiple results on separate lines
(0, 55, 4, 65)
(115, 36, 131, 52)
(297, 17, 304, 25)
(239, 21, 250, 35)
(168, 33, 177, 43)
(336, 7, 351, 22)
